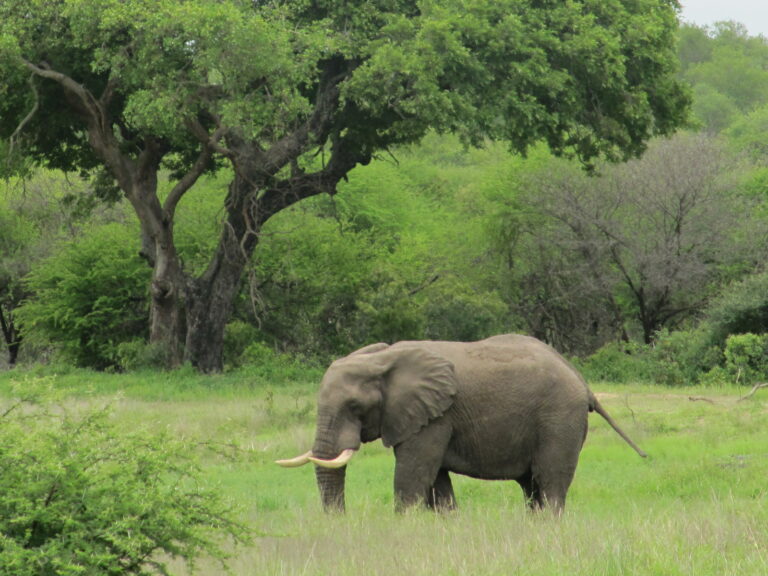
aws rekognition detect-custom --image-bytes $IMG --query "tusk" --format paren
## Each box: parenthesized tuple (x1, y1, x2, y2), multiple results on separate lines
(275, 451, 313, 467)
(308, 449, 356, 469)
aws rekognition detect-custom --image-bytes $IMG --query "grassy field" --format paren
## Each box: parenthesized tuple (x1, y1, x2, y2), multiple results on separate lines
(1, 370, 766, 575)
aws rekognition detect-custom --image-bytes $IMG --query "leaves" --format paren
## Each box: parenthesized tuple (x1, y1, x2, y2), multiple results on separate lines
(0, 385, 249, 575)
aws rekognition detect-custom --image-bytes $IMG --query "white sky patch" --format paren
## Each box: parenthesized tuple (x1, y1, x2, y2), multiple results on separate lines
(679, 0, 768, 36)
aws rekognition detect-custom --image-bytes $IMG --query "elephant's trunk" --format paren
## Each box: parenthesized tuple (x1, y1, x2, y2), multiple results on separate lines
(315, 466, 347, 512)
(312, 411, 349, 512)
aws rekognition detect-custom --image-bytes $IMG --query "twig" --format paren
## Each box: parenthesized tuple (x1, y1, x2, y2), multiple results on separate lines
(737, 383, 768, 403)
(688, 396, 716, 404)
(623, 395, 638, 423)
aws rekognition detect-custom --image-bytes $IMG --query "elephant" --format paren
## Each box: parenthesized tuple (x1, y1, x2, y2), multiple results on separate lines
(277, 334, 646, 514)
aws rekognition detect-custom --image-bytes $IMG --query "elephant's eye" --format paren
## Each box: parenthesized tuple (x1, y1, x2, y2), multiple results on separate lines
(348, 399, 364, 415)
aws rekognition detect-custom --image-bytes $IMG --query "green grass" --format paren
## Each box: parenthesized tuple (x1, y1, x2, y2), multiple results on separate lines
(1, 369, 766, 575)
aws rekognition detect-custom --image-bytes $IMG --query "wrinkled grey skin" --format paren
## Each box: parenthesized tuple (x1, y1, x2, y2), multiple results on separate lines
(282, 334, 645, 513)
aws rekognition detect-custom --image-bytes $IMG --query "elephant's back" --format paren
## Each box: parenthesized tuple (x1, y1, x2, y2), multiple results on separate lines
(396, 334, 586, 392)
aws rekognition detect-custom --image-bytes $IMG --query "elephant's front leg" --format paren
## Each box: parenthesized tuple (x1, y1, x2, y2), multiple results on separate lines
(427, 469, 457, 511)
(392, 419, 452, 512)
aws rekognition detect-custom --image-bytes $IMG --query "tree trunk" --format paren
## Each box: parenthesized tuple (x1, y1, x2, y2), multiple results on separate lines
(129, 174, 187, 368)
(184, 268, 241, 373)
(183, 175, 257, 373)
(149, 255, 184, 368)
(0, 306, 21, 367)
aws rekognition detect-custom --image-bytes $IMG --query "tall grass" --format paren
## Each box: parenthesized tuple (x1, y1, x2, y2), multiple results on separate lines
(1, 369, 766, 575)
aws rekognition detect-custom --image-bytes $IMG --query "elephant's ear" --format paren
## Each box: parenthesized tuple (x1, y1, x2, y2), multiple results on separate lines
(378, 347, 458, 448)
(348, 342, 390, 356)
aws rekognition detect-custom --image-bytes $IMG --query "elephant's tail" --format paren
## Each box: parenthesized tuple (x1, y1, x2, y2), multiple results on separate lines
(588, 393, 648, 458)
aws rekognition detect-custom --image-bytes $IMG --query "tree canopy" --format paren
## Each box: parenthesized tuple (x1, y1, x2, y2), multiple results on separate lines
(1, 0, 690, 371)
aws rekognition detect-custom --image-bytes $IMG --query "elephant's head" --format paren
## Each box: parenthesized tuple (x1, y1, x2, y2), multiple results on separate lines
(276, 343, 458, 511)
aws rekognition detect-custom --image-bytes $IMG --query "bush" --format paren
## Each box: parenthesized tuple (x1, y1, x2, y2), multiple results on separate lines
(0, 383, 249, 575)
(723, 333, 768, 384)
(223, 321, 263, 369)
(651, 328, 722, 386)
(239, 341, 322, 384)
(16, 223, 150, 370)
(114, 339, 173, 372)
(576, 341, 656, 383)
(705, 272, 768, 345)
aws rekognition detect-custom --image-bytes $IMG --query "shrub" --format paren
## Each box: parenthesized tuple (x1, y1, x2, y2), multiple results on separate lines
(223, 321, 263, 369)
(16, 223, 150, 370)
(723, 333, 768, 384)
(0, 383, 249, 575)
(422, 282, 509, 342)
(651, 328, 722, 386)
(705, 272, 768, 345)
(114, 339, 173, 372)
(239, 341, 322, 385)
(576, 341, 656, 383)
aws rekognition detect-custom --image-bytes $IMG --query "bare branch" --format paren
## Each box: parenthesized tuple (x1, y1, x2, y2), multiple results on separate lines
(8, 74, 40, 161)
(688, 396, 716, 404)
(163, 138, 219, 219)
(737, 383, 768, 402)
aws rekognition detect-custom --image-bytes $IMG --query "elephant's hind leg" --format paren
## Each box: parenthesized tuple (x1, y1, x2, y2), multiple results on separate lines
(518, 470, 545, 511)
(532, 450, 579, 515)
(427, 469, 457, 511)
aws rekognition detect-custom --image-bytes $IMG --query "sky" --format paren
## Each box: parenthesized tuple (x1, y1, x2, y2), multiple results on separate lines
(679, 0, 768, 37)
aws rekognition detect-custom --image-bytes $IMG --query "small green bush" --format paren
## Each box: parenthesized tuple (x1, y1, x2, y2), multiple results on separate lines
(114, 339, 173, 372)
(651, 328, 722, 386)
(223, 321, 263, 368)
(723, 333, 768, 384)
(0, 383, 249, 575)
(16, 223, 150, 370)
(576, 341, 656, 383)
(239, 342, 322, 385)
(705, 272, 768, 345)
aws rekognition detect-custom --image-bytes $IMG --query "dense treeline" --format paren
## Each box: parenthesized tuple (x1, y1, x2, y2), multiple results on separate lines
(2, 21, 768, 384)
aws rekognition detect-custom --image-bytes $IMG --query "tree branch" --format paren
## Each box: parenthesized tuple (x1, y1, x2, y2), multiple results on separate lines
(8, 74, 40, 161)
(22, 58, 137, 190)
(163, 133, 222, 219)
(256, 58, 348, 178)
(737, 383, 768, 402)
(186, 118, 233, 158)
(256, 131, 367, 225)
(23, 59, 103, 130)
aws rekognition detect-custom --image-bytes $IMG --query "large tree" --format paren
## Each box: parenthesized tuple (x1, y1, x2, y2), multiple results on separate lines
(1, 0, 689, 371)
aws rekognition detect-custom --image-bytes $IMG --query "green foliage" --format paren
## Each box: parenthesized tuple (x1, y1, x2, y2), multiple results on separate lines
(679, 22, 768, 134)
(575, 341, 656, 384)
(0, 384, 248, 575)
(238, 341, 322, 385)
(705, 272, 768, 345)
(723, 333, 768, 384)
(17, 223, 150, 370)
(650, 328, 723, 386)
(248, 135, 513, 357)
(726, 104, 768, 160)
(579, 327, 726, 386)
(113, 339, 175, 373)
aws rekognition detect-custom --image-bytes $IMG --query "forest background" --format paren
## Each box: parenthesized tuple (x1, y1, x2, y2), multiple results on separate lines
(2, 20, 768, 387)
